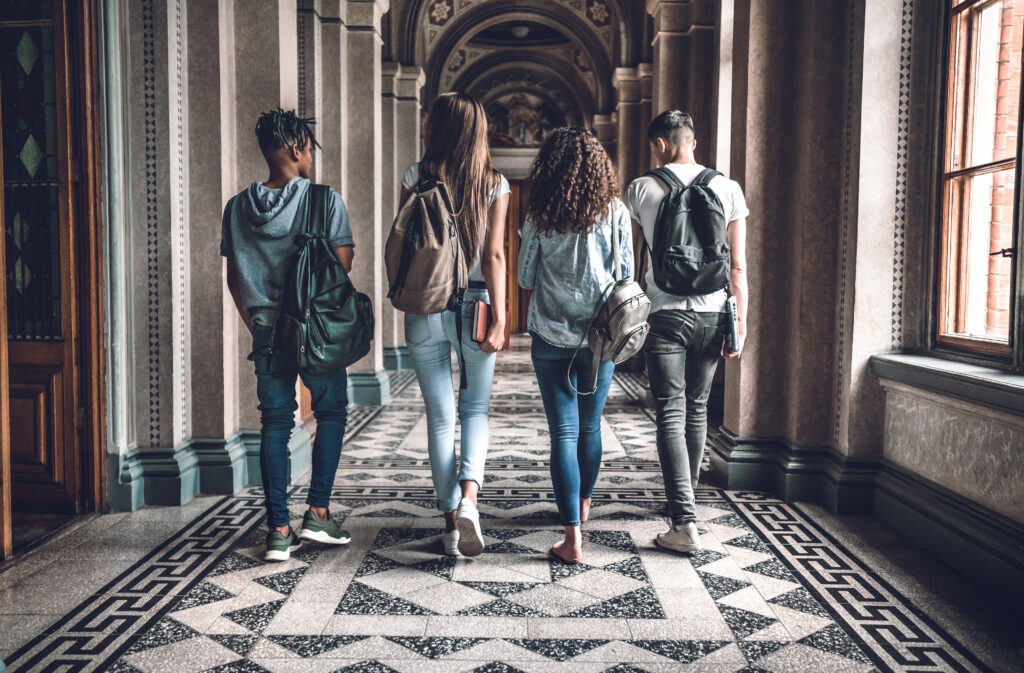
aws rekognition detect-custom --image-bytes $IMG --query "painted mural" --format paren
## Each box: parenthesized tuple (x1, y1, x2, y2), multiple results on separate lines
(486, 92, 565, 147)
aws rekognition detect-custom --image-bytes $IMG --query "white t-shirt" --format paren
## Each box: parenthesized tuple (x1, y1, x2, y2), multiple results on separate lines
(402, 163, 511, 282)
(625, 163, 749, 313)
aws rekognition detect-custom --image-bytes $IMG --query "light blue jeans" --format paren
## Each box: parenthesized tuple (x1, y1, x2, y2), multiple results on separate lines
(405, 288, 496, 512)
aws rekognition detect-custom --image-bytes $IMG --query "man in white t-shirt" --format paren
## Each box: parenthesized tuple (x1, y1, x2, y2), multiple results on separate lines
(625, 110, 749, 554)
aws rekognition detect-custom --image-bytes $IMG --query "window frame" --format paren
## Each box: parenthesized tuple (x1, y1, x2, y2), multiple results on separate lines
(933, 0, 1024, 369)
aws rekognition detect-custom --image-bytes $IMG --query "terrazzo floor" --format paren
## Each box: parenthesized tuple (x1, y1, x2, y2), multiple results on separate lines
(0, 336, 1020, 672)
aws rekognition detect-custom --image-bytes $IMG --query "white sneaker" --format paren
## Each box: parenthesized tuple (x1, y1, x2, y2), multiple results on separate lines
(455, 500, 484, 557)
(441, 530, 461, 556)
(655, 522, 702, 553)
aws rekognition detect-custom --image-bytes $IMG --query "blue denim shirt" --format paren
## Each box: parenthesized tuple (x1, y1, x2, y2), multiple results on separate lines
(518, 199, 634, 348)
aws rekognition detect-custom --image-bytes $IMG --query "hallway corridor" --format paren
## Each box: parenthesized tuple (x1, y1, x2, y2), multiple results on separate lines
(0, 338, 1017, 672)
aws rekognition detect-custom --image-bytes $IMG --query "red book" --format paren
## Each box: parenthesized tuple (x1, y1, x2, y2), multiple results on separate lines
(470, 300, 510, 350)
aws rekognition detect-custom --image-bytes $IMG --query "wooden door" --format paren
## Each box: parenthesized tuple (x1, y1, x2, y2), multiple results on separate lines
(1, 0, 83, 516)
(504, 180, 532, 333)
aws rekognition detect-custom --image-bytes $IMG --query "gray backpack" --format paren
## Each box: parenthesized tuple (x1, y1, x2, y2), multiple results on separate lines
(385, 178, 467, 315)
(571, 214, 651, 395)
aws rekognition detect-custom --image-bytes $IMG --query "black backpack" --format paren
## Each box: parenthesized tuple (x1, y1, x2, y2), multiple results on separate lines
(271, 184, 374, 376)
(646, 167, 731, 295)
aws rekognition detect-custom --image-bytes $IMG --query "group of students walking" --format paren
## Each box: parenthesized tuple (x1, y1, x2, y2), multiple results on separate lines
(221, 91, 748, 565)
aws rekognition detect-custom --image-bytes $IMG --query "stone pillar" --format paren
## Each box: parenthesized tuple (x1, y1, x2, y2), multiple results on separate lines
(343, 0, 391, 404)
(297, 0, 323, 180)
(614, 67, 643, 188)
(126, 0, 197, 505)
(381, 62, 424, 370)
(187, 0, 246, 495)
(319, 1, 347, 195)
(592, 113, 617, 168)
(232, 0, 310, 483)
(639, 63, 653, 172)
(709, 0, 848, 506)
(647, 0, 718, 163)
(834, 0, 902, 461)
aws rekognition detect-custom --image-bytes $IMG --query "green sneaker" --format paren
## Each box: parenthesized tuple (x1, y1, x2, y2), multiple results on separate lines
(299, 509, 351, 545)
(264, 528, 301, 562)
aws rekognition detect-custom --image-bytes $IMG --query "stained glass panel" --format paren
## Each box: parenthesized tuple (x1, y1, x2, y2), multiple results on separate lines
(1, 21, 61, 340)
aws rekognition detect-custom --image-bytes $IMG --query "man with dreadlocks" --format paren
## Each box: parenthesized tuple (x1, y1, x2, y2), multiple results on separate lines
(221, 109, 355, 561)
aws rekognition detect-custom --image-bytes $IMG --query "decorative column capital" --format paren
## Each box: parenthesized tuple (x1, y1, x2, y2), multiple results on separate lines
(382, 62, 425, 101)
(638, 62, 654, 101)
(346, 0, 389, 30)
(614, 67, 643, 104)
(646, 0, 715, 29)
(592, 113, 617, 142)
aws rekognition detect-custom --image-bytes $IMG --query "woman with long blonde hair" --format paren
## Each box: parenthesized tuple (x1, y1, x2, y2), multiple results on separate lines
(400, 92, 510, 557)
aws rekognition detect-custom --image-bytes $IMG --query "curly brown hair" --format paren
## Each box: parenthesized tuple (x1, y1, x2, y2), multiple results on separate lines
(526, 127, 618, 235)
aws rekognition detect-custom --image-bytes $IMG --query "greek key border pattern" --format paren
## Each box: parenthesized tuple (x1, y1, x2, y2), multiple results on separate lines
(3, 494, 267, 672)
(729, 492, 992, 673)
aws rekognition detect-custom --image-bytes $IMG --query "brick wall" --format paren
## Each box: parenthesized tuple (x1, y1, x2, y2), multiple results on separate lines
(987, 0, 1023, 335)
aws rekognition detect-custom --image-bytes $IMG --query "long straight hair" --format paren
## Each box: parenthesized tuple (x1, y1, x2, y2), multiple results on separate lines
(419, 92, 497, 261)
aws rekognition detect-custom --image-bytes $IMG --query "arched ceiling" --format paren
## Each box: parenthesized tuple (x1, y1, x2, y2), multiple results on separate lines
(392, 0, 634, 118)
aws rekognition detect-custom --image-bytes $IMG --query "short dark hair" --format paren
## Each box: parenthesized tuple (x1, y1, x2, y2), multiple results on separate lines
(647, 110, 695, 147)
(254, 108, 321, 156)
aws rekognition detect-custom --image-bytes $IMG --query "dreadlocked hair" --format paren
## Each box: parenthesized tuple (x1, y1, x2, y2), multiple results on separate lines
(254, 108, 321, 157)
(526, 127, 618, 236)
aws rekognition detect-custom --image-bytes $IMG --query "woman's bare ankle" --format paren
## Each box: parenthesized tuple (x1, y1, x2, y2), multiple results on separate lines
(580, 497, 592, 523)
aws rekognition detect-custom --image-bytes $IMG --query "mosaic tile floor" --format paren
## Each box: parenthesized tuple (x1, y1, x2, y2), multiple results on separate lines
(1, 338, 1018, 672)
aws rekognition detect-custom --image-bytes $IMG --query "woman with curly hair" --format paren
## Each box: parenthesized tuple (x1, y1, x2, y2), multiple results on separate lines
(518, 127, 633, 564)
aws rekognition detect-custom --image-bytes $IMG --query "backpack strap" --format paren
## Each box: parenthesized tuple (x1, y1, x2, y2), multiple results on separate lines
(306, 184, 331, 237)
(647, 166, 685, 191)
(692, 168, 722, 187)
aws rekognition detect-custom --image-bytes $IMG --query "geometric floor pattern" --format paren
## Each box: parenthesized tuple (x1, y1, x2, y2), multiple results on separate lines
(2, 338, 994, 672)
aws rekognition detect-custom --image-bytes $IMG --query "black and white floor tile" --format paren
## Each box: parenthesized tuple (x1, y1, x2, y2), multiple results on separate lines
(0, 338, 1008, 672)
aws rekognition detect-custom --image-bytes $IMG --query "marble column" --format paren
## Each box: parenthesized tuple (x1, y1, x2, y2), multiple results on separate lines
(647, 0, 718, 163)
(381, 62, 424, 370)
(231, 0, 311, 483)
(709, 0, 845, 503)
(342, 0, 391, 404)
(593, 113, 617, 167)
(125, 0, 197, 505)
(613, 67, 643, 188)
(187, 0, 246, 495)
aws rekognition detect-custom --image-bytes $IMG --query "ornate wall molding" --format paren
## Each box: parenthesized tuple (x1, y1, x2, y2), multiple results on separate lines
(891, 0, 914, 350)
(141, 0, 161, 448)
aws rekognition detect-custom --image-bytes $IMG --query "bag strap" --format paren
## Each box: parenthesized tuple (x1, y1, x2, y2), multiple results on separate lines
(648, 166, 685, 191)
(611, 206, 621, 283)
(307, 184, 330, 237)
(692, 168, 722, 188)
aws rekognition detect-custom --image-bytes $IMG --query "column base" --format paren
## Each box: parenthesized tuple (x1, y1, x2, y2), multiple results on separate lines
(348, 370, 391, 405)
(107, 452, 145, 512)
(134, 444, 201, 507)
(707, 428, 875, 513)
(192, 434, 249, 494)
(383, 346, 412, 370)
(241, 422, 314, 487)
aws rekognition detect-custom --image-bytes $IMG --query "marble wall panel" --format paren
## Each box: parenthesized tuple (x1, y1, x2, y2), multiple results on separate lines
(882, 382, 1024, 524)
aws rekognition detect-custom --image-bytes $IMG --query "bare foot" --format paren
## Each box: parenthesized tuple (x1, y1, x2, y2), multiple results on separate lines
(550, 539, 583, 564)
(580, 498, 592, 523)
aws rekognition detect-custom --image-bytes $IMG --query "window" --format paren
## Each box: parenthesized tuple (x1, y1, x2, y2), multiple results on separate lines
(938, 0, 1022, 358)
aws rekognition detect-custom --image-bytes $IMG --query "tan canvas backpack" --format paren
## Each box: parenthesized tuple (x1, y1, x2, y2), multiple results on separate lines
(385, 179, 468, 315)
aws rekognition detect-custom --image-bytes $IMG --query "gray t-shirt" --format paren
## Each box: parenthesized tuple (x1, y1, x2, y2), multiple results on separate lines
(221, 177, 354, 326)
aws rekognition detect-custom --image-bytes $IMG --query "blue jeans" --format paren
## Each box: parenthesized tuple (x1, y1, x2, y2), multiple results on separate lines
(643, 309, 727, 526)
(531, 334, 615, 526)
(251, 325, 349, 528)
(405, 289, 496, 512)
